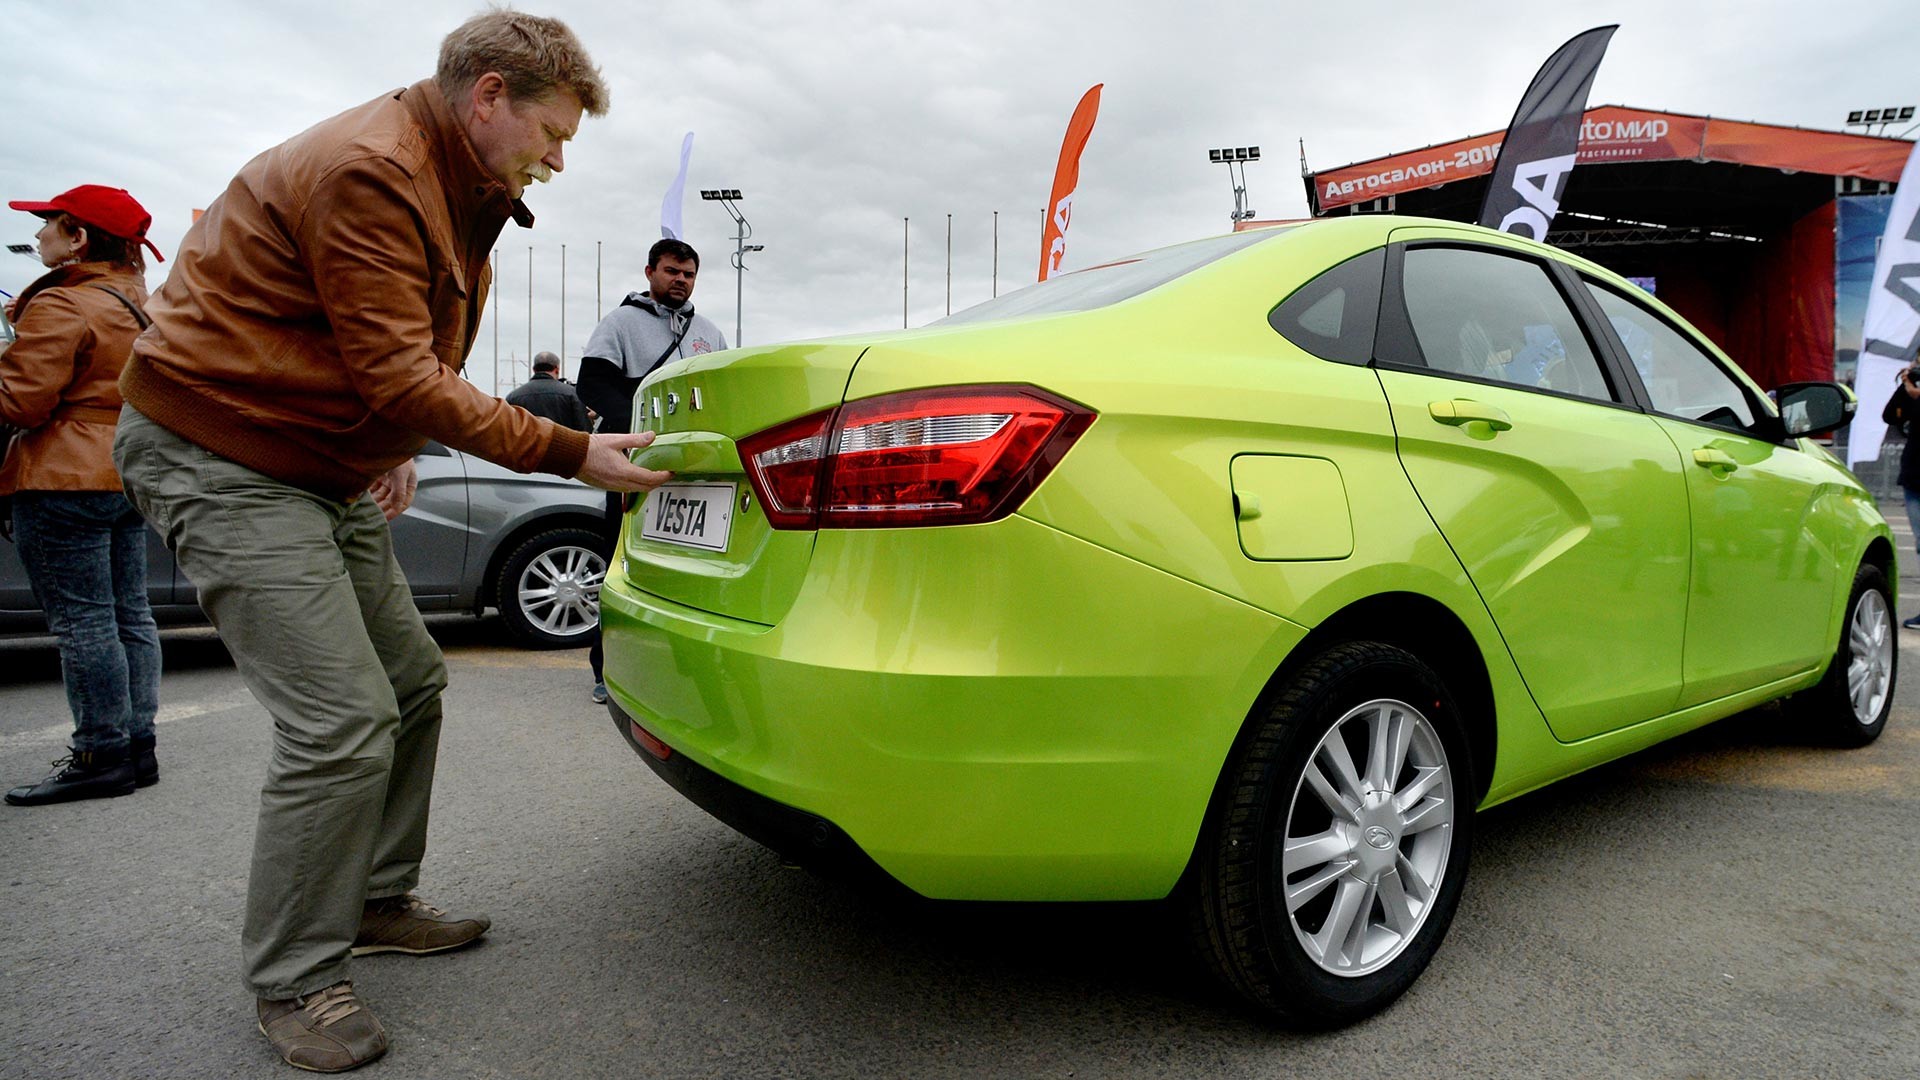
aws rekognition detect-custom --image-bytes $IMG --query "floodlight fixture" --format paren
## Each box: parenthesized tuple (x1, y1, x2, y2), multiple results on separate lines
(6, 243, 34, 256)
(1846, 106, 1916, 135)
(700, 189, 742, 201)
(1207, 146, 1261, 224)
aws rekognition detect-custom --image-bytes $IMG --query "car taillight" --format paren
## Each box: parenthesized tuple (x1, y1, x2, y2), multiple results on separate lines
(737, 410, 833, 528)
(738, 385, 1094, 530)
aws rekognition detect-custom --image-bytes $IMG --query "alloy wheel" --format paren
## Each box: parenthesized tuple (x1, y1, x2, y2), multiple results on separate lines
(516, 544, 605, 638)
(1281, 697, 1455, 978)
(1847, 588, 1893, 726)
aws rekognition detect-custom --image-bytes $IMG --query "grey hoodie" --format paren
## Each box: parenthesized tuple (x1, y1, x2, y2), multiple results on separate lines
(581, 292, 729, 379)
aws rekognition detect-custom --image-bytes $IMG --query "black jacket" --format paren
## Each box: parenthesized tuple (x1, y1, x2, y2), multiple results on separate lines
(507, 373, 591, 432)
(1882, 382, 1920, 492)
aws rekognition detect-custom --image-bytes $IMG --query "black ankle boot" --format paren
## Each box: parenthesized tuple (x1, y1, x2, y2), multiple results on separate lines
(5, 748, 137, 806)
(130, 735, 158, 788)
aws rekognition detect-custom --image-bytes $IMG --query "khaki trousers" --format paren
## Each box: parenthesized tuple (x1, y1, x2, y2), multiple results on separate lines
(114, 408, 448, 999)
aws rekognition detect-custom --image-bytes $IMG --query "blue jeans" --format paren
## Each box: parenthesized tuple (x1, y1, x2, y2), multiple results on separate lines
(11, 491, 162, 754)
(1906, 489, 1920, 561)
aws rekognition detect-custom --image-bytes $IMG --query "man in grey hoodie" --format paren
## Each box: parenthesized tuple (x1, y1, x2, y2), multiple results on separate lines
(575, 238, 727, 701)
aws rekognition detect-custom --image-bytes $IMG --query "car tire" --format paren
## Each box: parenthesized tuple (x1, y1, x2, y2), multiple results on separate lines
(494, 527, 606, 649)
(1187, 641, 1473, 1028)
(1786, 562, 1894, 747)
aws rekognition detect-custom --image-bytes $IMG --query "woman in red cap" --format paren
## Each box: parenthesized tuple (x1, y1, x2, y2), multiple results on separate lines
(2, 185, 166, 805)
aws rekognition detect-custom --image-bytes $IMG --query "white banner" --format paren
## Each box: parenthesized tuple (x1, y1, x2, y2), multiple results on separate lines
(1846, 139, 1920, 467)
(660, 132, 694, 241)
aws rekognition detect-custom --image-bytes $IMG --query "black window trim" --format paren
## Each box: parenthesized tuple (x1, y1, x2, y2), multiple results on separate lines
(1264, 244, 1386, 367)
(1370, 238, 1643, 415)
(1572, 272, 1791, 446)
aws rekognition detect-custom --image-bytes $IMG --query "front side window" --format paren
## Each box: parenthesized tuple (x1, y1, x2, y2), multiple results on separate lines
(1399, 246, 1614, 402)
(1583, 282, 1756, 432)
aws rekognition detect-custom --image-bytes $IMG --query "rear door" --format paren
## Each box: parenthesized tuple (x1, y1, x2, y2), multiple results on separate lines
(1374, 231, 1691, 741)
(391, 442, 468, 609)
(1579, 278, 1840, 706)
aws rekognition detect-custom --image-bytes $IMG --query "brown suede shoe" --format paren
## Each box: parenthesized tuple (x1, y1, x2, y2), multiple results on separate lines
(351, 893, 491, 956)
(256, 981, 388, 1073)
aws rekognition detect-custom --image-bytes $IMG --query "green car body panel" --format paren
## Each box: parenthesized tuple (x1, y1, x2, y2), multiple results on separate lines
(602, 214, 1892, 902)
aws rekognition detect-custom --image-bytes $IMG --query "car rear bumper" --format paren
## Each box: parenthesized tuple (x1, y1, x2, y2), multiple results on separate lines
(601, 513, 1303, 901)
(608, 696, 900, 890)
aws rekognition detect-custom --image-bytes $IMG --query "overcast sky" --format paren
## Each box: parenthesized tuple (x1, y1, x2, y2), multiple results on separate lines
(3, 0, 1914, 393)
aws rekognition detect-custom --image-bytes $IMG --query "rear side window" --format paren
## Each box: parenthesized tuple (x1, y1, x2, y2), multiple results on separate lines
(1269, 247, 1382, 365)
(1399, 246, 1615, 403)
(937, 229, 1283, 326)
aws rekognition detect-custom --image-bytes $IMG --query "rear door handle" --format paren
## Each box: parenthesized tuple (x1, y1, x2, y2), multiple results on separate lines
(1428, 400, 1513, 432)
(1692, 448, 1739, 473)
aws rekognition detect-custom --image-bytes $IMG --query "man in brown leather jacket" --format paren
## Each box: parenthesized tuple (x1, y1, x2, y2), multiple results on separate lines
(112, 11, 669, 1073)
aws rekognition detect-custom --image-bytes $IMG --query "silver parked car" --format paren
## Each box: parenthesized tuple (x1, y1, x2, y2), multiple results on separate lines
(0, 440, 609, 648)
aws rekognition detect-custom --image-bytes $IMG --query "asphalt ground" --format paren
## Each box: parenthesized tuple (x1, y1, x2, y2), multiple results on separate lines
(2, 544, 1918, 1078)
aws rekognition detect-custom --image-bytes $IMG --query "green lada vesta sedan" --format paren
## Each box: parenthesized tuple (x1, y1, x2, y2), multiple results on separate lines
(600, 215, 1893, 1026)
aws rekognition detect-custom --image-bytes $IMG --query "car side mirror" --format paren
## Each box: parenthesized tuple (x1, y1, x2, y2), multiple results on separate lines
(1772, 381, 1854, 439)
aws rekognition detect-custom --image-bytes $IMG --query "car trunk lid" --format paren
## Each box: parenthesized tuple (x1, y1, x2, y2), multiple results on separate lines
(620, 340, 866, 625)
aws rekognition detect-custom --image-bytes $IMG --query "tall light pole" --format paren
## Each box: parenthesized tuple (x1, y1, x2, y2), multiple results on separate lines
(992, 211, 998, 298)
(945, 213, 952, 316)
(1209, 146, 1261, 225)
(700, 188, 758, 347)
(560, 242, 567, 369)
(902, 217, 909, 328)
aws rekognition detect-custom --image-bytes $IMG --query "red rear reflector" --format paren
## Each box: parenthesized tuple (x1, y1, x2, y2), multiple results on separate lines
(738, 410, 833, 528)
(629, 720, 673, 761)
(738, 385, 1094, 530)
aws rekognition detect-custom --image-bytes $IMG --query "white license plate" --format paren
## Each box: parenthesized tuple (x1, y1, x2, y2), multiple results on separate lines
(638, 482, 736, 552)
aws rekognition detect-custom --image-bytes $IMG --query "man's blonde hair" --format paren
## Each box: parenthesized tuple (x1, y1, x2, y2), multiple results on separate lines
(437, 7, 609, 116)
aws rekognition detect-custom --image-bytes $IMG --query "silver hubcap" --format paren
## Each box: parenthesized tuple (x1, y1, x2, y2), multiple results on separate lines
(1847, 589, 1893, 726)
(1282, 697, 1454, 978)
(517, 545, 605, 638)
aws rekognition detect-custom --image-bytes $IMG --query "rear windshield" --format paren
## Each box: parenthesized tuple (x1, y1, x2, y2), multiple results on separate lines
(935, 229, 1285, 326)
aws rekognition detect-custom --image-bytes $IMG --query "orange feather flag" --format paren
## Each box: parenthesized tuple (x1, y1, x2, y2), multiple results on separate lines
(1038, 84, 1103, 282)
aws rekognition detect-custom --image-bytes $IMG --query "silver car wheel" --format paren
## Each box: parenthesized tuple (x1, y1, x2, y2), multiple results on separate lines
(1283, 696, 1455, 978)
(516, 544, 605, 638)
(1847, 587, 1893, 726)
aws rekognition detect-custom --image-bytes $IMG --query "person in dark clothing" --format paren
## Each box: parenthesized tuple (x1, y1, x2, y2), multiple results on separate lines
(505, 352, 590, 431)
(1882, 364, 1920, 630)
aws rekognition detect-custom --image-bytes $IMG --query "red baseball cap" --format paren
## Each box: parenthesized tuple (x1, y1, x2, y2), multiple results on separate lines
(9, 184, 165, 262)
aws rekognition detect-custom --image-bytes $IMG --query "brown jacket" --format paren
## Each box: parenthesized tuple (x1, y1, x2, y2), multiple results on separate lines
(121, 80, 590, 499)
(0, 263, 148, 494)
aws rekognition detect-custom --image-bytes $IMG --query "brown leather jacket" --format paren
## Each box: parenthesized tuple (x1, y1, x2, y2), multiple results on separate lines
(121, 80, 590, 500)
(0, 263, 148, 494)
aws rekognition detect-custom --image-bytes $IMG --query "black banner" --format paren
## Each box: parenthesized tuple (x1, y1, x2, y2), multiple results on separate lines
(1477, 25, 1617, 239)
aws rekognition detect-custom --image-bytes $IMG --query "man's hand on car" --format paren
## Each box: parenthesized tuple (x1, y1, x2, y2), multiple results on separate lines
(578, 430, 673, 493)
(369, 459, 418, 521)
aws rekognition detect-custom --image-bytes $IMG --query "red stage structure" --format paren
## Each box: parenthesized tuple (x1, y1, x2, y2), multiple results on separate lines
(1265, 106, 1911, 388)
